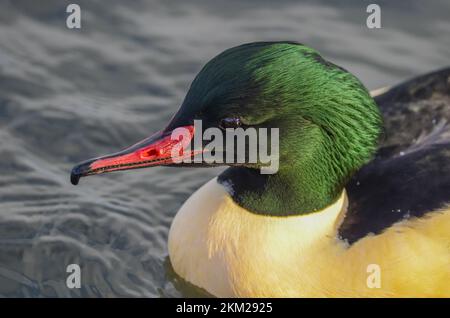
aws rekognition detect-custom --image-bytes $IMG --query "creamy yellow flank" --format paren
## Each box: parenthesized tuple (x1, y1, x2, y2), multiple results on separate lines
(168, 178, 450, 297)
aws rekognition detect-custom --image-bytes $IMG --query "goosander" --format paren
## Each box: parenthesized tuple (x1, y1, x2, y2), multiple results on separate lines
(71, 42, 450, 297)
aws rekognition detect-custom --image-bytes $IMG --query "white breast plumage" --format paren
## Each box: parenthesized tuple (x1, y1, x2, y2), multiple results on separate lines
(168, 177, 348, 297)
(168, 178, 450, 297)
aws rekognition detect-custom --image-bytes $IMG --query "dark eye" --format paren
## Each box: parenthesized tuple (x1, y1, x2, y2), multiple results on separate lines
(220, 117, 242, 129)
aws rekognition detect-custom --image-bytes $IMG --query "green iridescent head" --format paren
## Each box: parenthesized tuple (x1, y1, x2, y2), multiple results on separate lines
(176, 41, 382, 215)
(72, 41, 382, 216)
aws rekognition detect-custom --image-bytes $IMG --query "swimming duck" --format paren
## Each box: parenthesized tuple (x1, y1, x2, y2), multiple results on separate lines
(71, 42, 450, 297)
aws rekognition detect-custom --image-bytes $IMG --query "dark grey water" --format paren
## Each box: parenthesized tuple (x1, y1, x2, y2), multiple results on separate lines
(0, 0, 449, 297)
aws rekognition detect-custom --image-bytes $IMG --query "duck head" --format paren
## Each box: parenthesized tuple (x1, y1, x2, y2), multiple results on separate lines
(71, 42, 382, 216)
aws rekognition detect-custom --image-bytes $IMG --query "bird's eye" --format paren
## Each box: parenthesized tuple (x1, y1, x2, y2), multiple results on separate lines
(220, 117, 242, 129)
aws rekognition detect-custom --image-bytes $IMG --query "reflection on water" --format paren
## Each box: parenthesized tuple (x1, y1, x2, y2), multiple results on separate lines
(0, 0, 449, 297)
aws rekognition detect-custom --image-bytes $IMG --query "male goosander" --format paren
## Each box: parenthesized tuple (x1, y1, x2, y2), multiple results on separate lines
(71, 42, 450, 297)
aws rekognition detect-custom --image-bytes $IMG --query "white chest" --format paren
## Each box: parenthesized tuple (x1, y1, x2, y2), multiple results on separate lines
(168, 178, 347, 297)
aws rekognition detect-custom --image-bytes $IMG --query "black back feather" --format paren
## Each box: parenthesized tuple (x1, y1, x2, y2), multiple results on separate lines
(340, 67, 450, 243)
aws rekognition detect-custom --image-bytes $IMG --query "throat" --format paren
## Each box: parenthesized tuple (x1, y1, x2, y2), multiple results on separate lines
(218, 164, 343, 216)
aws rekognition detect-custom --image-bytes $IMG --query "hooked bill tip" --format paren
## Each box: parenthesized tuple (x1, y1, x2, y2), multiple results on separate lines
(70, 171, 81, 185)
(70, 160, 94, 186)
